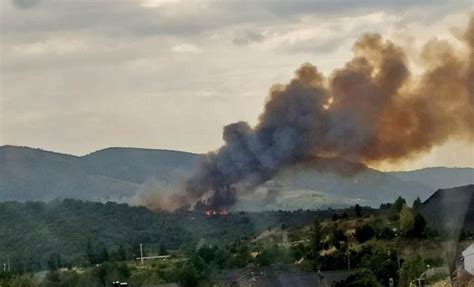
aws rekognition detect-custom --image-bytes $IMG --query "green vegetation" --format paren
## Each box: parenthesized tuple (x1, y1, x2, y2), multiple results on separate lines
(0, 195, 461, 286)
(0, 200, 355, 271)
(333, 270, 381, 287)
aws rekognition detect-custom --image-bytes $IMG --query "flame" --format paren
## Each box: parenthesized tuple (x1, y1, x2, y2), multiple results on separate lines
(322, 97, 334, 110)
(205, 209, 229, 216)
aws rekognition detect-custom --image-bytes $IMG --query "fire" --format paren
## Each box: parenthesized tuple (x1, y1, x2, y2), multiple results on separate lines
(205, 209, 229, 216)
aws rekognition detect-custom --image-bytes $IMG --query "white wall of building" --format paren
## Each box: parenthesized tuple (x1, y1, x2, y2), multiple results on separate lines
(463, 244, 474, 275)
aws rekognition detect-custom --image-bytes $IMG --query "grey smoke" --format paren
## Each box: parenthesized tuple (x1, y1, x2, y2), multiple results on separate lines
(181, 15, 474, 210)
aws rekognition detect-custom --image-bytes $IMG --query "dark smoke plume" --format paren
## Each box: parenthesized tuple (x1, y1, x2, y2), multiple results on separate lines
(182, 15, 474, 210)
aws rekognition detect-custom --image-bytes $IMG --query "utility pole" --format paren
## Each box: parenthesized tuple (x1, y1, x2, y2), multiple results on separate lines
(140, 244, 144, 265)
(7, 259, 10, 272)
(420, 241, 425, 267)
(347, 250, 350, 270)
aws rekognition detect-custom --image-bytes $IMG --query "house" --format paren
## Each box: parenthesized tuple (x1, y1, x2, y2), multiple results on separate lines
(462, 244, 474, 275)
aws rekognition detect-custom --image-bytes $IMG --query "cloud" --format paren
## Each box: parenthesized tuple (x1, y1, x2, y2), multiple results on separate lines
(246, 0, 451, 18)
(12, 0, 40, 9)
(283, 37, 349, 54)
(195, 90, 229, 102)
(9, 38, 86, 56)
(171, 43, 201, 53)
(1, 0, 472, 174)
(233, 30, 265, 46)
(268, 12, 399, 54)
(140, 0, 182, 9)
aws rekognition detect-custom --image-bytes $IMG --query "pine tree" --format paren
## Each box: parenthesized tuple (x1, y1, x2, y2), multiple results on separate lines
(354, 204, 362, 217)
(116, 245, 127, 261)
(100, 246, 110, 263)
(394, 196, 407, 212)
(412, 197, 422, 209)
(311, 220, 323, 257)
(411, 213, 427, 238)
(86, 239, 96, 265)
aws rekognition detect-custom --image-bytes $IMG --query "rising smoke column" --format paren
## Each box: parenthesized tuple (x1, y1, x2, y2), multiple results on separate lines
(184, 15, 474, 209)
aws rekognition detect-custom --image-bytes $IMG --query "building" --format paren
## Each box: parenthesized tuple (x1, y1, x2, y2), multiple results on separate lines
(462, 244, 474, 275)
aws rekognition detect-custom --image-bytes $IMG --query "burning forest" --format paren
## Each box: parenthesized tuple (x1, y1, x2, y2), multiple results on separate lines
(156, 15, 474, 212)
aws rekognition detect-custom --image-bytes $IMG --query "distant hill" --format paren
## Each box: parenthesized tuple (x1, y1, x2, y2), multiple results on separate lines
(390, 168, 474, 190)
(419, 185, 474, 234)
(0, 145, 201, 202)
(1, 145, 473, 209)
(81, 147, 202, 184)
(246, 159, 433, 211)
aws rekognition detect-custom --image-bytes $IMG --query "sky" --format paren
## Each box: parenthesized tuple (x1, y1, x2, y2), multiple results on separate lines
(1, 0, 473, 171)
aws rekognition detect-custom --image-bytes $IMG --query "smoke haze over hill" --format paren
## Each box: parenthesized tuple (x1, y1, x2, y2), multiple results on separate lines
(182, 15, 474, 209)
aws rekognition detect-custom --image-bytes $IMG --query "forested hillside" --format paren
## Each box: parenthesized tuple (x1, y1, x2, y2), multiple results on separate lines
(0, 193, 465, 287)
(0, 199, 348, 270)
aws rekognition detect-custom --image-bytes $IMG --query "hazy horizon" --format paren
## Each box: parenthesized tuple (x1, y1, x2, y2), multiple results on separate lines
(1, 0, 473, 171)
(2, 143, 474, 174)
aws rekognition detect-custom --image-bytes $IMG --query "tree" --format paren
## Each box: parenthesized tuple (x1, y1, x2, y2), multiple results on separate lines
(100, 246, 110, 263)
(361, 247, 399, 285)
(412, 197, 422, 209)
(354, 204, 362, 217)
(310, 220, 323, 256)
(9, 275, 38, 287)
(330, 228, 347, 249)
(159, 242, 168, 255)
(91, 262, 130, 287)
(116, 262, 130, 280)
(376, 227, 395, 240)
(255, 248, 276, 266)
(228, 242, 251, 268)
(355, 225, 375, 243)
(86, 239, 95, 265)
(46, 253, 61, 271)
(394, 196, 407, 212)
(291, 243, 307, 261)
(44, 271, 61, 285)
(94, 263, 108, 286)
(333, 270, 381, 287)
(115, 245, 127, 261)
(399, 257, 425, 287)
(400, 206, 415, 236)
(333, 228, 347, 242)
(179, 262, 200, 287)
(409, 213, 427, 238)
(197, 246, 217, 263)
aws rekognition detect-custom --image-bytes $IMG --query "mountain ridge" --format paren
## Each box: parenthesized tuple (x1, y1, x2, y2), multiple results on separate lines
(1, 145, 473, 209)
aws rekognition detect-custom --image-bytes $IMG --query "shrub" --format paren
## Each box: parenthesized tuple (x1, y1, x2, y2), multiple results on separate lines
(355, 225, 375, 243)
